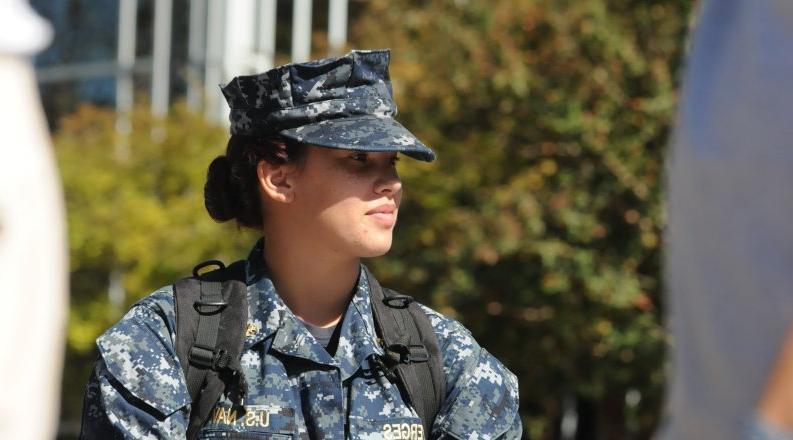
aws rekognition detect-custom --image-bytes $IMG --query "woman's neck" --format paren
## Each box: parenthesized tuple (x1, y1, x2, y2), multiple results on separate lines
(262, 236, 360, 327)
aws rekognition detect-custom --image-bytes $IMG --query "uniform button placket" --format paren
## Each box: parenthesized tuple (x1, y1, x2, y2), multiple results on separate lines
(303, 368, 345, 439)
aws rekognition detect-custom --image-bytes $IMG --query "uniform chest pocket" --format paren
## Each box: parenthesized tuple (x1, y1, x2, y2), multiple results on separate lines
(198, 404, 296, 439)
(349, 416, 426, 440)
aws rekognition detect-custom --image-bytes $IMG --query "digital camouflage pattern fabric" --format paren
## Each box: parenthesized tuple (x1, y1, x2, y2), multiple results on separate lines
(220, 49, 436, 162)
(80, 241, 521, 439)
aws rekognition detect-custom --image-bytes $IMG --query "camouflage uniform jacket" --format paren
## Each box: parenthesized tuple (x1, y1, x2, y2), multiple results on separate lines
(80, 242, 522, 439)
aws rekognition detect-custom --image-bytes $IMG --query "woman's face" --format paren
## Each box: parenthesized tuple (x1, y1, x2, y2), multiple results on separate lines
(281, 146, 403, 259)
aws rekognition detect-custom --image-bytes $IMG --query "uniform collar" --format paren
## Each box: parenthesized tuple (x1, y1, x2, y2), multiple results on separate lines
(336, 270, 385, 380)
(242, 239, 384, 381)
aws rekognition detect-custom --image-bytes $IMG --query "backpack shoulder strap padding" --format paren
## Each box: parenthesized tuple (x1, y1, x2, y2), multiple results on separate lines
(364, 265, 446, 436)
(173, 260, 248, 440)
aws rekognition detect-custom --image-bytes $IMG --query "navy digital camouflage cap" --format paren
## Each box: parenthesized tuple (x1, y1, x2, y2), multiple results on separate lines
(220, 49, 436, 162)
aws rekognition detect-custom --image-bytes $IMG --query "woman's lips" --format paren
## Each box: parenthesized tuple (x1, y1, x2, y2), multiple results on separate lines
(366, 204, 397, 226)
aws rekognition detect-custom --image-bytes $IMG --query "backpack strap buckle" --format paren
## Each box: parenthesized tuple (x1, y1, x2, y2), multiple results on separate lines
(188, 344, 231, 370)
(386, 343, 430, 364)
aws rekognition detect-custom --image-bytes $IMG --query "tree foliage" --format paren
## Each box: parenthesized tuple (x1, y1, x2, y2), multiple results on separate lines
(55, 104, 257, 424)
(350, 0, 692, 438)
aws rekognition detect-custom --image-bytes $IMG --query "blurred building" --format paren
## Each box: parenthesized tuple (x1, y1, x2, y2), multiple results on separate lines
(31, 0, 349, 126)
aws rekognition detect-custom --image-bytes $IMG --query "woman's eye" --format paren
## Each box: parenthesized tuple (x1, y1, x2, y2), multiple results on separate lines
(351, 153, 368, 162)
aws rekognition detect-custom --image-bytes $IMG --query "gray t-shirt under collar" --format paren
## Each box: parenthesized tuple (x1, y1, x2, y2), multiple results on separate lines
(300, 320, 338, 348)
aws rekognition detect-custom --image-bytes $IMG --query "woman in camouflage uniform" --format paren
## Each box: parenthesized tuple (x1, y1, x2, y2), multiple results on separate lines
(80, 49, 521, 439)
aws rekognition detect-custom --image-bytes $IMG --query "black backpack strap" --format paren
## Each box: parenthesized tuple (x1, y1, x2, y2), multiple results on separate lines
(174, 260, 248, 440)
(365, 266, 446, 436)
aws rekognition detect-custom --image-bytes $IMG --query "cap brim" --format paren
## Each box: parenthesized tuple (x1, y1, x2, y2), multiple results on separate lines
(279, 115, 436, 162)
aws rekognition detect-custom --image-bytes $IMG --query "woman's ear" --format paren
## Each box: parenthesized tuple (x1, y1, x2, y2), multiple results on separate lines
(257, 160, 296, 203)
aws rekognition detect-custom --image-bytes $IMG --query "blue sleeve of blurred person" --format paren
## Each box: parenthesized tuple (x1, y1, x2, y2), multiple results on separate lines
(746, 415, 793, 440)
(79, 288, 190, 438)
(662, 0, 793, 438)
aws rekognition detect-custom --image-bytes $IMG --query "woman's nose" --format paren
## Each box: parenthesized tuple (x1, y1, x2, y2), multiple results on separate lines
(375, 168, 402, 196)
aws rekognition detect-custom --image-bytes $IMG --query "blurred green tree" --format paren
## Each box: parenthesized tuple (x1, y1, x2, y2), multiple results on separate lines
(55, 103, 257, 427)
(351, 0, 692, 438)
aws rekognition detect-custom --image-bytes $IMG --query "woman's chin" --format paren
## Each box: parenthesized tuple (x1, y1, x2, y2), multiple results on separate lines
(353, 236, 393, 258)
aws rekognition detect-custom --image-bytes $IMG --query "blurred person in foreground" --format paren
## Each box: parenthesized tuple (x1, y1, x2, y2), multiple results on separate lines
(662, 0, 793, 439)
(0, 1, 68, 439)
(79, 50, 521, 439)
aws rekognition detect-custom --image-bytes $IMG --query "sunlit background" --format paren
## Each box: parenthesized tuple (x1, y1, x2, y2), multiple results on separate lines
(29, 0, 695, 438)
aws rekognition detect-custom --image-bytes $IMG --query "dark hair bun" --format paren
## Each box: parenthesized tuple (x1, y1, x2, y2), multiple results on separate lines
(203, 135, 305, 229)
(204, 155, 238, 222)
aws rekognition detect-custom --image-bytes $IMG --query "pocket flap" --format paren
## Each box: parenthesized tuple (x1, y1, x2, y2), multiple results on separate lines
(97, 304, 191, 417)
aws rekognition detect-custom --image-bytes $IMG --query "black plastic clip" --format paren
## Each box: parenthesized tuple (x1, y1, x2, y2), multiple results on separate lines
(386, 343, 429, 364)
(189, 344, 231, 370)
(368, 354, 398, 381)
